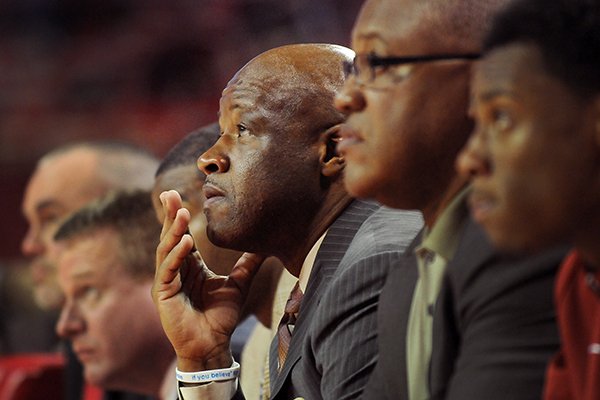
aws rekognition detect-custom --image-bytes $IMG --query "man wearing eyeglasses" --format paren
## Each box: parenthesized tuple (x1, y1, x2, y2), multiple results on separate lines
(334, 0, 566, 399)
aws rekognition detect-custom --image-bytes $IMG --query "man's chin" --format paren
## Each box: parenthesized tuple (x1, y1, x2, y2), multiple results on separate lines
(33, 284, 64, 310)
(84, 368, 106, 388)
(343, 167, 379, 201)
(206, 226, 236, 250)
(484, 225, 543, 255)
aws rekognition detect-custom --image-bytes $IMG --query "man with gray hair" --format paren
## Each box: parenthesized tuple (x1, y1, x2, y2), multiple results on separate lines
(20, 141, 158, 400)
(22, 141, 158, 310)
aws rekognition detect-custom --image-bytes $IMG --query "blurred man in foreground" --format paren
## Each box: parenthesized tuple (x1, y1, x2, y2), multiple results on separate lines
(457, 0, 600, 397)
(335, 0, 565, 398)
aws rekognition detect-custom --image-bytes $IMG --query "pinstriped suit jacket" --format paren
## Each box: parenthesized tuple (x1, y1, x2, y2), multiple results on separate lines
(267, 199, 423, 400)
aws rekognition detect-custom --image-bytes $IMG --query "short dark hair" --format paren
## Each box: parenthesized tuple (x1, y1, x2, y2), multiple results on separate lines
(54, 190, 160, 279)
(484, 0, 600, 99)
(155, 122, 221, 177)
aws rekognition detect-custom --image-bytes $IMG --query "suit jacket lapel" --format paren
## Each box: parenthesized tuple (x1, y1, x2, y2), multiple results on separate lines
(270, 199, 379, 398)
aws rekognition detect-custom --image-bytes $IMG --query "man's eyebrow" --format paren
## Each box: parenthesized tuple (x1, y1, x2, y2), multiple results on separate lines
(70, 270, 95, 281)
(35, 199, 64, 214)
(477, 88, 517, 103)
(355, 31, 387, 45)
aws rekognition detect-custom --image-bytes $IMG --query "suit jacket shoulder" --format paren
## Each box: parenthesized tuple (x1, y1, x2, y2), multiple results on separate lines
(362, 216, 566, 400)
(430, 218, 567, 400)
(360, 231, 423, 400)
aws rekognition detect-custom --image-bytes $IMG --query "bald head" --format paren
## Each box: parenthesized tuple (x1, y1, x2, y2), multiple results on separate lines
(40, 141, 159, 193)
(199, 44, 354, 263)
(224, 44, 354, 137)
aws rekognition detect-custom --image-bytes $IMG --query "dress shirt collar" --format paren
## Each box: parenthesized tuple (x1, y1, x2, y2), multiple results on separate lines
(418, 186, 471, 262)
(298, 231, 328, 293)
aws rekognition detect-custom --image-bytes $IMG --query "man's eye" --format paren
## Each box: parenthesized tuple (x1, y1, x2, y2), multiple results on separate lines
(491, 109, 513, 132)
(39, 212, 61, 226)
(38, 216, 62, 236)
(76, 286, 100, 303)
(237, 124, 248, 137)
(372, 64, 390, 76)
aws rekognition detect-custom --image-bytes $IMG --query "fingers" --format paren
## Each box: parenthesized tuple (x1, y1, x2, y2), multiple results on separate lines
(227, 252, 265, 297)
(159, 190, 184, 240)
(153, 233, 196, 301)
(157, 206, 191, 263)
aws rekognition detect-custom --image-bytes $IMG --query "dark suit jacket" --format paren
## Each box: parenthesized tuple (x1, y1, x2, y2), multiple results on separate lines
(265, 200, 423, 400)
(362, 216, 566, 400)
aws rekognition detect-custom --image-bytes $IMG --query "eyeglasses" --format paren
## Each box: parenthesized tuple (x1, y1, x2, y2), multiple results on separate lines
(343, 52, 481, 89)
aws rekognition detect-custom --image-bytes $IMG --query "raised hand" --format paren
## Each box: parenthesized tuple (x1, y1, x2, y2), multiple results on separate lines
(152, 190, 264, 371)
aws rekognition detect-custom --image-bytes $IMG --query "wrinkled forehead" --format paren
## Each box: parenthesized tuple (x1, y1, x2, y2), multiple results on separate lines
(228, 46, 348, 96)
(221, 64, 327, 122)
(226, 61, 313, 103)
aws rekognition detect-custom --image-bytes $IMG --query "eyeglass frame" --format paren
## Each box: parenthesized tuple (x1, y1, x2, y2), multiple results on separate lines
(344, 52, 481, 88)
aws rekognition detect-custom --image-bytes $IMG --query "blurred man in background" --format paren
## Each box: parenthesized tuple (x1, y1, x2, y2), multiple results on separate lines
(20, 142, 158, 400)
(55, 190, 176, 400)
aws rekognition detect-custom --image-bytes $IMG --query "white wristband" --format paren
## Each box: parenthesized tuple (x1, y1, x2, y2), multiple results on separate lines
(175, 361, 240, 383)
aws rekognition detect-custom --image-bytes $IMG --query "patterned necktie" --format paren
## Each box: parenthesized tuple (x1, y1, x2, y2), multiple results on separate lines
(277, 281, 303, 371)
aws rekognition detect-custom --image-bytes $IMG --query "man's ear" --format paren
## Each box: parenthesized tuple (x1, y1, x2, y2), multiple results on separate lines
(319, 124, 345, 177)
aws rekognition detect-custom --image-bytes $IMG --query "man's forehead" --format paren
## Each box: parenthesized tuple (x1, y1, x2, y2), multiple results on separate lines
(219, 80, 273, 128)
(58, 243, 96, 282)
(476, 43, 542, 95)
(352, 0, 463, 55)
(22, 172, 68, 217)
(59, 231, 118, 278)
(24, 150, 101, 212)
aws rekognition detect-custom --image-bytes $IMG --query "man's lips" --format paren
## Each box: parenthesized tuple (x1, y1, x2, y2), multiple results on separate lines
(336, 124, 363, 155)
(202, 182, 226, 207)
(468, 189, 496, 224)
(29, 258, 53, 284)
(73, 345, 95, 362)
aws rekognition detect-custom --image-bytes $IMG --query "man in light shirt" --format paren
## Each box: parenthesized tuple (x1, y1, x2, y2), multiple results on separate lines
(334, 0, 565, 398)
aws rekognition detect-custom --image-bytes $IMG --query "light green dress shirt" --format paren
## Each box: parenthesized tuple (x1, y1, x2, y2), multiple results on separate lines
(406, 187, 470, 400)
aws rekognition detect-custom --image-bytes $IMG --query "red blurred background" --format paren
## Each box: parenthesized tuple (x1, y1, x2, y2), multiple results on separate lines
(0, 0, 363, 261)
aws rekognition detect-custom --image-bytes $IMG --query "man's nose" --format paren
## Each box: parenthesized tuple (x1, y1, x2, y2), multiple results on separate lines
(197, 139, 230, 175)
(56, 302, 85, 339)
(456, 128, 492, 178)
(334, 80, 367, 115)
(21, 227, 45, 257)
